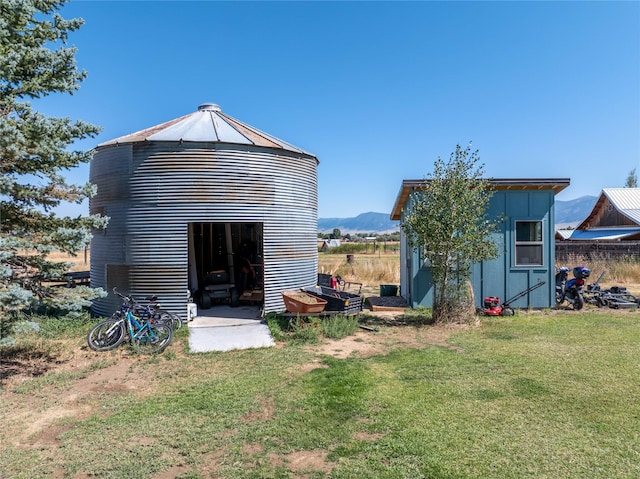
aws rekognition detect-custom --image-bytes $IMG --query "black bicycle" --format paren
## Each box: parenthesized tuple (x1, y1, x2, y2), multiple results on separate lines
(144, 294, 183, 330)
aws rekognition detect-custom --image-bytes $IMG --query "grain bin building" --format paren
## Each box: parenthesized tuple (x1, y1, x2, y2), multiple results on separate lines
(90, 103, 319, 318)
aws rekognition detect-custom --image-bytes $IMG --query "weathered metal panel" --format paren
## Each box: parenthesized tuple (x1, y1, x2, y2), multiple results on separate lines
(90, 140, 318, 318)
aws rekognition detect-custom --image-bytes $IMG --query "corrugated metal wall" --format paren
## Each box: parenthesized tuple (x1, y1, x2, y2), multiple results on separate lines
(90, 141, 318, 318)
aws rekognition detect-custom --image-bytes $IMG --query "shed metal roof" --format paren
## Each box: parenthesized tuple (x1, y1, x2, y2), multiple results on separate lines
(97, 103, 316, 158)
(390, 178, 570, 220)
(564, 227, 640, 241)
(576, 188, 640, 229)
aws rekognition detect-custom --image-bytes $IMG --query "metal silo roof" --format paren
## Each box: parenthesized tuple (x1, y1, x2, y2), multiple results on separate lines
(98, 103, 315, 157)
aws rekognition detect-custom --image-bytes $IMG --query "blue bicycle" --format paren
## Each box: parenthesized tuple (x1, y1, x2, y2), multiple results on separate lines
(87, 288, 173, 354)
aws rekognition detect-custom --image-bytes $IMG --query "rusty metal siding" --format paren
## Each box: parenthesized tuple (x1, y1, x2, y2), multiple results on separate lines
(90, 141, 318, 317)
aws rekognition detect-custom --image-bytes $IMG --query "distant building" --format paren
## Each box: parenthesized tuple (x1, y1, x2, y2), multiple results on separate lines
(321, 239, 341, 251)
(559, 188, 640, 241)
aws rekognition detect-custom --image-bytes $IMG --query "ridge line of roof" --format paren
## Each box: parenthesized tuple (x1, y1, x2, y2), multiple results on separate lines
(206, 110, 221, 142)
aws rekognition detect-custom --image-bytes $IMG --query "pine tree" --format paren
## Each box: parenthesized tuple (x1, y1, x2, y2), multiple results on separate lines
(0, 0, 108, 339)
(401, 144, 501, 323)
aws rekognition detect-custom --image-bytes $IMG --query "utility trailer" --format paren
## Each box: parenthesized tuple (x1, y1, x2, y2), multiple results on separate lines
(302, 285, 364, 315)
(583, 272, 640, 309)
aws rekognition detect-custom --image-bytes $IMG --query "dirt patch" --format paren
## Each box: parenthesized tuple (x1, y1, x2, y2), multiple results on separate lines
(152, 465, 193, 479)
(269, 449, 335, 475)
(198, 448, 226, 477)
(241, 395, 275, 423)
(355, 431, 385, 441)
(306, 314, 466, 360)
(243, 442, 264, 455)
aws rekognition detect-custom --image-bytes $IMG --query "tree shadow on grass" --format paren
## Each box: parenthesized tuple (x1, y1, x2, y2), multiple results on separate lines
(0, 346, 59, 384)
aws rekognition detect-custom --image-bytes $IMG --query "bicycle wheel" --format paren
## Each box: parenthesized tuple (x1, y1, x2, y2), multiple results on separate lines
(168, 311, 183, 330)
(153, 310, 183, 330)
(87, 317, 126, 351)
(133, 322, 173, 354)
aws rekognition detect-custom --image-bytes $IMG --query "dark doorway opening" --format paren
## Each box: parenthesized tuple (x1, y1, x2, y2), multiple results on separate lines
(188, 222, 264, 309)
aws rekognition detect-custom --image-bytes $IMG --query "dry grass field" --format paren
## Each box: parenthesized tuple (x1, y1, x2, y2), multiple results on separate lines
(40, 249, 640, 296)
(44, 249, 90, 272)
(318, 251, 400, 296)
(319, 252, 640, 296)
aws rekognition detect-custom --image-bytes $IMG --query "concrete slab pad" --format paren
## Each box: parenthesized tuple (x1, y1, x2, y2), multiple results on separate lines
(187, 305, 274, 353)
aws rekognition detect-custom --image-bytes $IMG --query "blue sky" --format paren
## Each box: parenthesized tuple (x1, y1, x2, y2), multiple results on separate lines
(40, 0, 640, 218)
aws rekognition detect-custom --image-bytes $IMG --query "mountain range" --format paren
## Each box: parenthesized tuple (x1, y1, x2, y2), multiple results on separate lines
(319, 196, 599, 233)
(554, 195, 598, 228)
(318, 212, 399, 234)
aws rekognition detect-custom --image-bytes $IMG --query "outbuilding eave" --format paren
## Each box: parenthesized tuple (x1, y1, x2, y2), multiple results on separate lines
(390, 178, 570, 220)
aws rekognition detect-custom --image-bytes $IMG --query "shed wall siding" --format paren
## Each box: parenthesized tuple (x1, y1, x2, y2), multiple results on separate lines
(403, 189, 556, 309)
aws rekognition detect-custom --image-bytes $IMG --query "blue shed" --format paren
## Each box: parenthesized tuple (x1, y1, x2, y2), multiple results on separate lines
(390, 178, 570, 309)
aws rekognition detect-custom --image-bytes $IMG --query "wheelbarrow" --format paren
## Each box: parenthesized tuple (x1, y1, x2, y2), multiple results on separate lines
(479, 280, 546, 316)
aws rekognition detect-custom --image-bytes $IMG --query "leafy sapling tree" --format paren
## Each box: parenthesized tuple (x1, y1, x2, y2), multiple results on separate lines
(401, 144, 501, 323)
(0, 0, 108, 342)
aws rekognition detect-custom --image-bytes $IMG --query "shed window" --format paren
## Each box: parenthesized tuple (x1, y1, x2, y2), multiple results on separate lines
(515, 221, 543, 266)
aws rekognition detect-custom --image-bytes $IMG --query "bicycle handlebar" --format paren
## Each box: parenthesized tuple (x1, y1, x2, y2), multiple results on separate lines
(112, 287, 135, 304)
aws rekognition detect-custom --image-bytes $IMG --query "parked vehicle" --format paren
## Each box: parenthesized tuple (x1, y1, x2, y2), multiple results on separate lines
(556, 266, 590, 310)
(198, 270, 239, 309)
(555, 267, 570, 305)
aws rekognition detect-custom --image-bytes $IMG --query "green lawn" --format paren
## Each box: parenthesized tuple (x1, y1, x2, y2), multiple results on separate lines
(1, 311, 639, 478)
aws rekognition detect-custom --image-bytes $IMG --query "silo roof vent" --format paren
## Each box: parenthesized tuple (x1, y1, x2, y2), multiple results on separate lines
(198, 103, 221, 112)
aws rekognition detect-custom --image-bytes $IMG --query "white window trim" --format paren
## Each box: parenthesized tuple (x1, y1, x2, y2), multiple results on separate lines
(514, 220, 544, 267)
